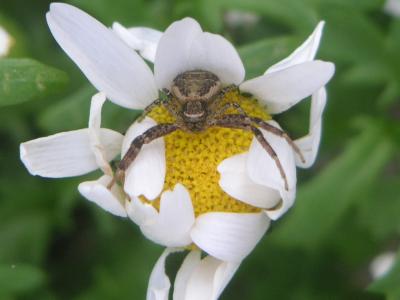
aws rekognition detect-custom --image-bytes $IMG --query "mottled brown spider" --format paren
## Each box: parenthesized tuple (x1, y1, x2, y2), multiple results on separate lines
(108, 70, 305, 191)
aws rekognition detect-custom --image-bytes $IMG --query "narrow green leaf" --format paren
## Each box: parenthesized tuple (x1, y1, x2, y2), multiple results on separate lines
(238, 36, 299, 79)
(272, 121, 394, 250)
(0, 58, 68, 107)
(320, 8, 384, 63)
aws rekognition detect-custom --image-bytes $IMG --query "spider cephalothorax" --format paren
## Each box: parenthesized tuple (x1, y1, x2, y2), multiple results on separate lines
(171, 70, 221, 125)
(109, 70, 305, 191)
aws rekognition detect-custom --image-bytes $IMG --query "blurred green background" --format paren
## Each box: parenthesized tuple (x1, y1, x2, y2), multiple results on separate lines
(0, 0, 400, 299)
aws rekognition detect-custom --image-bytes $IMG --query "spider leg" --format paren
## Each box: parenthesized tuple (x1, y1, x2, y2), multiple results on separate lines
(107, 123, 179, 189)
(137, 89, 175, 122)
(250, 117, 305, 163)
(217, 84, 238, 98)
(207, 84, 239, 114)
(211, 102, 248, 118)
(212, 115, 289, 191)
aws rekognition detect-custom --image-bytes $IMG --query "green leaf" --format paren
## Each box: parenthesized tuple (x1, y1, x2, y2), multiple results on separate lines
(369, 250, 400, 300)
(272, 120, 395, 250)
(0, 58, 68, 107)
(356, 176, 400, 240)
(320, 8, 384, 63)
(0, 264, 45, 295)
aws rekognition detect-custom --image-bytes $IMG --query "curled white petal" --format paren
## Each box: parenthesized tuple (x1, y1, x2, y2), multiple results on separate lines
(190, 212, 270, 262)
(122, 117, 165, 200)
(20, 128, 122, 178)
(154, 17, 245, 89)
(240, 60, 334, 114)
(88, 92, 114, 175)
(78, 175, 127, 217)
(47, 3, 157, 109)
(147, 248, 183, 300)
(246, 121, 297, 219)
(218, 153, 281, 209)
(266, 21, 325, 74)
(0, 26, 13, 57)
(126, 184, 195, 248)
(174, 250, 241, 300)
(295, 88, 327, 168)
(112, 22, 162, 63)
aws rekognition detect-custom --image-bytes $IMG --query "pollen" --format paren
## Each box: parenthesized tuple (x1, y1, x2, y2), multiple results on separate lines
(146, 90, 271, 216)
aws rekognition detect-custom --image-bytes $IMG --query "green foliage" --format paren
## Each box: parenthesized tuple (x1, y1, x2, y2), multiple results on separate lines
(273, 119, 395, 250)
(0, 264, 45, 297)
(0, 0, 399, 299)
(0, 58, 68, 107)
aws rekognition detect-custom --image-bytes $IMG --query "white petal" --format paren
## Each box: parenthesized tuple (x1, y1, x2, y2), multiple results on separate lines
(20, 128, 122, 178)
(294, 88, 327, 168)
(47, 3, 157, 109)
(174, 251, 241, 300)
(246, 122, 297, 219)
(247, 121, 297, 190)
(122, 117, 165, 200)
(266, 21, 325, 74)
(240, 60, 334, 114)
(173, 250, 202, 300)
(0, 26, 12, 57)
(88, 92, 114, 175)
(265, 188, 296, 220)
(112, 22, 162, 63)
(78, 175, 127, 217)
(154, 17, 245, 89)
(191, 212, 270, 262)
(218, 153, 281, 209)
(126, 184, 195, 248)
(147, 248, 183, 300)
(125, 195, 158, 226)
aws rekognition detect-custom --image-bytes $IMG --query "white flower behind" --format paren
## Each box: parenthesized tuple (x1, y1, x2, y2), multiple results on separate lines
(384, 0, 400, 17)
(0, 26, 13, 57)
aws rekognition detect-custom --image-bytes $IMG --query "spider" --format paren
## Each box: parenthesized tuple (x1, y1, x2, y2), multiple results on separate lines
(108, 70, 305, 191)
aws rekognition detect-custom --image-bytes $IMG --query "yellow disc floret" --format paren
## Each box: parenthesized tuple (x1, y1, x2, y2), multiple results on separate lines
(146, 90, 271, 216)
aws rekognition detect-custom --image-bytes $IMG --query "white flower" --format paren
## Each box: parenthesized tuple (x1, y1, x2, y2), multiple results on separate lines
(384, 0, 400, 17)
(20, 3, 334, 300)
(369, 251, 396, 280)
(115, 19, 331, 219)
(0, 26, 13, 57)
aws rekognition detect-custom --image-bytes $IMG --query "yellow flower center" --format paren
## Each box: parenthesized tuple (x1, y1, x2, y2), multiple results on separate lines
(145, 90, 271, 216)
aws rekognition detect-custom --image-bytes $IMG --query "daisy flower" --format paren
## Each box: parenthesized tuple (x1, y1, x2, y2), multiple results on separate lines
(20, 3, 334, 299)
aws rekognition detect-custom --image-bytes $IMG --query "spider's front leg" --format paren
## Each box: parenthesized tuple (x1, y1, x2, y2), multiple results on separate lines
(107, 123, 179, 189)
(212, 114, 290, 191)
(137, 89, 174, 122)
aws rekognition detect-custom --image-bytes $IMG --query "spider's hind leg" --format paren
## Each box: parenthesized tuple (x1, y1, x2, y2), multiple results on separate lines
(107, 123, 179, 190)
(251, 117, 305, 163)
(213, 115, 290, 191)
